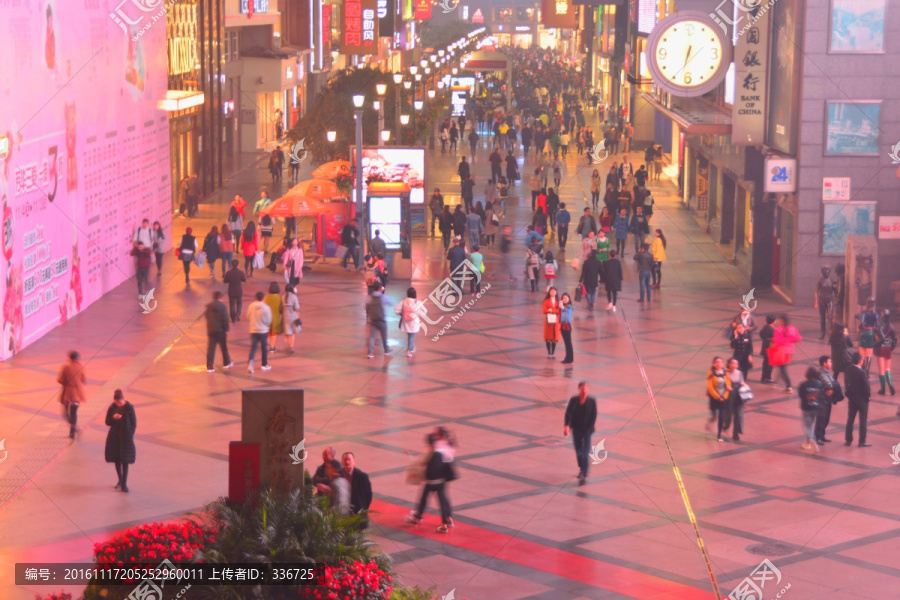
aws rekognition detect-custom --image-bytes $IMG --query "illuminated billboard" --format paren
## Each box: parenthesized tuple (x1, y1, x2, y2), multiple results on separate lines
(0, 0, 171, 360)
(350, 147, 426, 204)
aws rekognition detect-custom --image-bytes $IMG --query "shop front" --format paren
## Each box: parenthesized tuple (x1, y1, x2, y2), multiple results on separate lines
(240, 49, 305, 152)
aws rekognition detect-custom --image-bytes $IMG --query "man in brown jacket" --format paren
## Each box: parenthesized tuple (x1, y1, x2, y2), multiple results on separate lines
(57, 351, 86, 439)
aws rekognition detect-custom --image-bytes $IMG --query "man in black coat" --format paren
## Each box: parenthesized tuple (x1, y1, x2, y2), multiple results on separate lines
(205, 291, 233, 372)
(457, 156, 470, 181)
(579, 252, 602, 311)
(452, 206, 467, 238)
(564, 381, 598, 485)
(844, 351, 872, 447)
(342, 452, 373, 529)
(460, 175, 475, 212)
(340, 219, 362, 270)
(447, 237, 467, 274)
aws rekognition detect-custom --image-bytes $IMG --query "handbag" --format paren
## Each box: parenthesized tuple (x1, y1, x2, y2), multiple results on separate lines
(252, 251, 265, 269)
(546, 313, 558, 324)
(479, 261, 485, 273)
(574, 283, 584, 302)
(738, 383, 753, 403)
(292, 318, 302, 332)
(767, 345, 791, 367)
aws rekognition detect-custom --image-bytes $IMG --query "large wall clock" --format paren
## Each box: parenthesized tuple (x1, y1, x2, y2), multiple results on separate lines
(646, 11, 733, 98)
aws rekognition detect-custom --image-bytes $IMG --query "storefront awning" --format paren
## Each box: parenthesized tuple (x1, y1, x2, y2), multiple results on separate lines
(639, 92, 732, 135)
(157, 90, 205, 112)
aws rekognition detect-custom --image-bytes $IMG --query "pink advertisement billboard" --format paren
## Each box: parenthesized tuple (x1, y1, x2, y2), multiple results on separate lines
(0, 0, 172, 360)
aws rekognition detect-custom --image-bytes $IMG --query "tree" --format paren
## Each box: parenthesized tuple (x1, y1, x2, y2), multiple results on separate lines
(287, 67, 415, 165)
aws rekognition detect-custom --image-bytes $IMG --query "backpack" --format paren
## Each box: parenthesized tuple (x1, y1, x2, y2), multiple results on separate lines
(366, 294, 386, 323)
(402, 299, 416, 322)
(544, 262, 556, 277)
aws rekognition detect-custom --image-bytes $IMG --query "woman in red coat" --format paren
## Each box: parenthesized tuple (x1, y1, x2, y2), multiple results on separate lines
(242, 221, 260, 278)
(542, 286, 561, 359)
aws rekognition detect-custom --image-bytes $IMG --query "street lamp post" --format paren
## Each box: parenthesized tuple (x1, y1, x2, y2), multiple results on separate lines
(414, 100, 424, 146)
(375, 84, 387, 147)
(393, 72, 403, 144)
(352, 94, 366, 257)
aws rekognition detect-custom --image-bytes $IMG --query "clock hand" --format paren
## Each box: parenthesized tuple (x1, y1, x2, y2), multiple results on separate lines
(683, 45, 692, 73)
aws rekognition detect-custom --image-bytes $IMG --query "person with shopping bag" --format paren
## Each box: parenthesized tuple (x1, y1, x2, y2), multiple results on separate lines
(405, 432, 457, 533)
(542, 287, 561, 359)
(241, 222, 261, 278)
(282, 238, 304, 286)
(768, 315, 803, 393)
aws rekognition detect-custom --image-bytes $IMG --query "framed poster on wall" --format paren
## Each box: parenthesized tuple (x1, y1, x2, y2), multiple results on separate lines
(828, 0, 885, 53)
(825, 100, 880, 155)
(822, 202, 876, 256)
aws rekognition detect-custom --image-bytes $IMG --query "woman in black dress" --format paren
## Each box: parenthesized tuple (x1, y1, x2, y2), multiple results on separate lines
(105, 389, 136, 493)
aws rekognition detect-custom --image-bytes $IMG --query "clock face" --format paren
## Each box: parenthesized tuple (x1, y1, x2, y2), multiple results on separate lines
(646, 12, 732, 97)
(654, 21, 723, 87)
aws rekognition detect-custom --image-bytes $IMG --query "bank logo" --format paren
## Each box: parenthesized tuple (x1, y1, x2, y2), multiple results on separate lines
(289, 139, 308, 165)
(890, 443, 900, 465)
(739, 288, 757, 313)
(590, 439, 608, 464)
(588, 140, 609, 164)
(139, 288, 157, 314)
(0, 439, 7, 464)
(439, 0, 460, 13)
(289, 439, 308, 465)
(888, 141, 900, 165)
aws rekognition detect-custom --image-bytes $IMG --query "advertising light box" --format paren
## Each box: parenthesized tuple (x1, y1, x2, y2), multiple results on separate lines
(351, 147, 426, 204)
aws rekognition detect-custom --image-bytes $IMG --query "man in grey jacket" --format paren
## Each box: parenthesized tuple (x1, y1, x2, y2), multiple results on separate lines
(247, 291, 272, 373)
(634, 243, 654, 302)
(466, 207, 484, 250)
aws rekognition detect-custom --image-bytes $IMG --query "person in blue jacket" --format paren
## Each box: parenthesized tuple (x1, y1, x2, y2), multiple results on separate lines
(556, 203, 571, 251)
(613, 208, 630, 257)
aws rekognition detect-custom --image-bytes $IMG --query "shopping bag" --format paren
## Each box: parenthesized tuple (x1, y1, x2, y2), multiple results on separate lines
(335, 245, 349, 259)
(766, 345, 791, 367)
(405, 458, 426, 486)
(252, 251, 265, 269)
(193, 251, 206, 268)
(572, 257, 581, 271)
(574, 284, 584, 302)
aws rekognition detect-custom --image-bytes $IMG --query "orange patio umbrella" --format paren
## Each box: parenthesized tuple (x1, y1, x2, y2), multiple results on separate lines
(260, 179, 345, 217)
(310, 160, 352, 181)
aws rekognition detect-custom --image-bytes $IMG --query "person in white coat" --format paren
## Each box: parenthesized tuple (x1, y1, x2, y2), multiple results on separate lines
(395, 287, 425, 357)
(282, 238, 304, 285)
(282, 284, 301, 354)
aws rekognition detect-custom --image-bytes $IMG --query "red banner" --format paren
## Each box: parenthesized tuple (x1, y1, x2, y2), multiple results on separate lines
(342, 0, 379, 55)
(414, 0, 431, 19)
(541, 0, 577, 28)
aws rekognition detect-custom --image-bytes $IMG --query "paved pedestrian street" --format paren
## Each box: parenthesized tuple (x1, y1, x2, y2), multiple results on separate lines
(3, 120, 900, 600)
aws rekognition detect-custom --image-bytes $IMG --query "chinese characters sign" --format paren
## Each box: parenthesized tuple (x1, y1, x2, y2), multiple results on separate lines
(342, 0, 379, 55)
(732, 7, 770, 145)
(541, 0, 577, 28)
(414, 0, 432, 19)
(378, 0, 395, 37)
